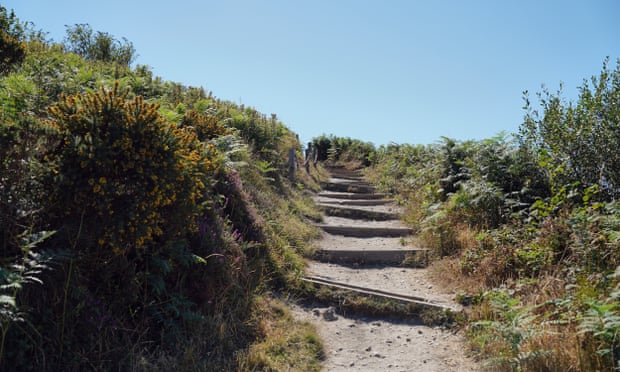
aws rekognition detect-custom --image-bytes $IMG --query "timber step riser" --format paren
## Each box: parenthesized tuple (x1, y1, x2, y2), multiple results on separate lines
(323, 167, 363, 179)
(317, 224, 413, 237)
(330, 175, 365, 181)
(314, 249, 428, 266)
(318, 199, 393, 206)
(302, 276, 455, 312)
(320, 182, 375, 194)
(317, 192, 390, 201)
(320, 206, 399, 221)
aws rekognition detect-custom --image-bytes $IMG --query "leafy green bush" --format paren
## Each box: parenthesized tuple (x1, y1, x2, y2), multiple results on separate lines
(521, 58, 620, 201)
(311, 134, 375, 165)
(63, 24, 136, 66)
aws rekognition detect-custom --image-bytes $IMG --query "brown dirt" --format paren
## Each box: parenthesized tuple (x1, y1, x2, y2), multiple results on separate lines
(291, 303, 478, 371)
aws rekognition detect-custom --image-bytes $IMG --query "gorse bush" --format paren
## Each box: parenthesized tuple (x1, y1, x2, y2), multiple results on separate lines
(180, 109, 229, 142)
(43, 84, 218, 255)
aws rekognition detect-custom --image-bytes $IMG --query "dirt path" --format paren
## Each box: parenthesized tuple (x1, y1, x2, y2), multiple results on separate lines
(292, 167, 479, 371)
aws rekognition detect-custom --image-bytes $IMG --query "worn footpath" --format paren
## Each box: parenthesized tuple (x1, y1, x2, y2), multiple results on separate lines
(292, 166, 479, 372)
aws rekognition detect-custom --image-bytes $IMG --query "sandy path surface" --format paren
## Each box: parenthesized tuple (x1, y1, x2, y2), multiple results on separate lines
(291, 304, 478, 372)
(322, 215, 407, 228)
(317, 233, 414, 251)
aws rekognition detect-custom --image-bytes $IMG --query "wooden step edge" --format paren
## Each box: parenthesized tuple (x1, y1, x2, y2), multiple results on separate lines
(328, 178, 373, 185)
(320, 182, 376, 194)
(320, 205, 400, 221)
(317, 192, 390, 201)
(316, 224, 413, 237)
(317, 199, 394, 206)
(302, 276, 458, 312)
(314, 249, 428, 266)
(322, 181, 374, 187)
(329, 175, 365, 181)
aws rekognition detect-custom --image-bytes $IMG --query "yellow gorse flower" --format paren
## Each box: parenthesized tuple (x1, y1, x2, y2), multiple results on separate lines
(45, 83, 222, 256)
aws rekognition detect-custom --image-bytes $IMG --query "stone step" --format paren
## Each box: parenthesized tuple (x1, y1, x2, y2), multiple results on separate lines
(320, 181, 375, 194)
(329, 178, 374, 187)
(318, 191, 390, 201)
(313, 249, 428, 265)
(324, 165, 363, 178)
(320, 205, 400, 221)
(302, 275, 457, 312)
(318, 199, 394, 206)
(316, 224, 413, 237)
(330, 175, 365, 181)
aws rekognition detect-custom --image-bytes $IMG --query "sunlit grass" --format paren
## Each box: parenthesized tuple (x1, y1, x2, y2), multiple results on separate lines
(237, 297, 324, 371)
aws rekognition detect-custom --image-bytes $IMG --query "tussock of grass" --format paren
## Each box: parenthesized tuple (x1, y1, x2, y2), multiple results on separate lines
(236, 297, 324, 371)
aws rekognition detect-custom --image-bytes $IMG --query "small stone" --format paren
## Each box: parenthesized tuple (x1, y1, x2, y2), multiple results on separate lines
(323, 306, 338, 321)
(349, 362, 355, 367)
(406, 338, 411, 342)
(312, 308, 321, 316)
(418, 330, 423, 334)
(427, 285, 433, 289)
(349, 323, 356, 328)
(365, 346, 372, 352)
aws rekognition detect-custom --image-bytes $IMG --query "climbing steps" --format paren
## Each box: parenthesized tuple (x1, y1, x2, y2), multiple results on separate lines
(304, 165, 458, 313)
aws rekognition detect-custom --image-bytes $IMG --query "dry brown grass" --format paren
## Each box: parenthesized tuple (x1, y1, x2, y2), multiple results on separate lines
(428, 257, 487, 296)
(236, 296, 324, 371)
(424, 224, 601, 372)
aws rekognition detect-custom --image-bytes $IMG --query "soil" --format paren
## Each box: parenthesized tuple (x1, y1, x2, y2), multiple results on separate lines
(291, 304, 478, 372)
(292, 171, 480, 371)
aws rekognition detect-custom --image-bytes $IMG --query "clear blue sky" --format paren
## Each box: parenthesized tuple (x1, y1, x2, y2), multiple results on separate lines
(6, 1, 620, 146)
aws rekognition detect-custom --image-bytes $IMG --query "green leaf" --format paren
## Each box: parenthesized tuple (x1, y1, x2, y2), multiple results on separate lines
(192, 254, 207, 265)
(0, 295, 16, 307)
